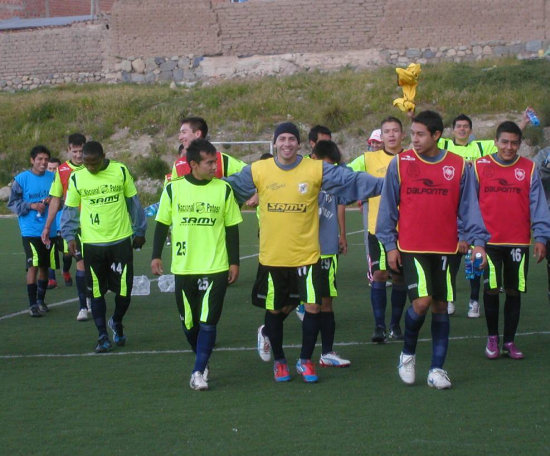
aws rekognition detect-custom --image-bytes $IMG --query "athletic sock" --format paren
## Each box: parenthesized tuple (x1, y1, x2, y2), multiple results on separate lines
(91, 297, 107, 337)
(470, 276, 481, 301)
(390, 283, 407, 328)
(430, 312, 450, 369)
(27, 283, 37, 307)
(48, 268, 56, 280)
(371, 281, 387, 329)
(319, 311, 335, 354)
(36, 279, 48, 303)
(75, 270, 87, 310)
(484, 291, 500, 336)
(183, 325, 199, 352)
(113, 294, 131, 323)
(403, 306, 425, 355)
(265, 311, 285, 361)
(503, 294, 521, 343)
(300, 311, 320, 360)
(193, 323, 216, 373)
(62, 255, 72, 273)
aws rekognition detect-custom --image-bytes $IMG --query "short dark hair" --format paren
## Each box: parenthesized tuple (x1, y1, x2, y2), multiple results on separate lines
(452, 114, 473, 129)
(312, 140, 341, 164)
(82, 141, 104, 158)
(308, 125, 332, 144)
(49, 157, 61, 165)
(68, 133, 86, 147)
(187, 139, 217, 165)
(413, 110, 444, 136)
(496, 121, 522, 141)
(259, 153, 273, 160)
(30, 145, 51, 159)
(180, 116, 208, 138)
(380, 116, 403, 130)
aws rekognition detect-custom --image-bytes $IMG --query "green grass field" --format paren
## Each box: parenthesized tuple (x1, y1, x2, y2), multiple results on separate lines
(1, 212, 549, 455)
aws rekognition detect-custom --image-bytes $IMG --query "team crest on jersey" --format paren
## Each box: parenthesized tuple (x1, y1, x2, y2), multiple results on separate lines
(443, 166, 455, 181)
(298, 183, 308, 194)
(514, 168, 526, 181)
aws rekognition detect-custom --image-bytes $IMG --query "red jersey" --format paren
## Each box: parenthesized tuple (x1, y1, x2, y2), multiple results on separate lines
(173, 152, 224, 179)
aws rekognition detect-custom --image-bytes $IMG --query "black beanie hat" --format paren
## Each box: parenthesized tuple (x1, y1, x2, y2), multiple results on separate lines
(273, 122, 300, 144)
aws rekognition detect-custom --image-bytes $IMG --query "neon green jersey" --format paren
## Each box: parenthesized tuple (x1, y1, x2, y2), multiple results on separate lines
(65, 160, 137, 243)
(156, 176, 242, 275)
(49, 160, 83, 198)
(437, 138, 496, 161)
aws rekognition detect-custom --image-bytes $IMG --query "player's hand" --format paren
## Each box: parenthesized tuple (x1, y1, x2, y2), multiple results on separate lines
(245, 193, 259, 208)
(338, 235, 348, 255)
(533, 242, 546, 264)
(387, 249, 402, 273)
(471, 245, 487, 269)
(32, 201, 47, 214)
(132, 236, 146, 249)
(458, 240, 469, 254)
(68, 239, 77, 257)
(41, 227, 50, 246)
(151, 258, 163, 276)
(228, 264, 239, 284)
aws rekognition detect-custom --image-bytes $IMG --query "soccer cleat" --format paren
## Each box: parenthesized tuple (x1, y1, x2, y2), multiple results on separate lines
(37, 301, 49, 313)
(189, 371, 209, 391)
(502, 342, 524, 360)
(76, 308, 89, 321)
(296, 359, 318, 383)
(295, 304, 305, 322)
(398, 352, 416, 385)
(467, 300, 480, 318)
(447, 301, 456, 315)
(273, 361, 291, 382)
(47, 279, 57, 289)
(63, 272, 73, 286)
(108, 317, 127, 346)
(427, 368, 452, 389)
(95, 335, 113, 353)
(29, 305, 42, 317)
(485, 335, 500, 359)
(371, 326, 386, 343)
(388, 325, 403, 340)
(319, 351, 351, 367)
(257, 325, 271, 362)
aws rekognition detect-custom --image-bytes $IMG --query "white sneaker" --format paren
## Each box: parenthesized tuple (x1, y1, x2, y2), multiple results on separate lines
(467, 300, 480, 318)
(398, 352, 416, 385)
(203, 364, 209, 382)
(447, 301, 455, 315)
(319, 351, 351, 367)
(427, 368, 452, 389)
(76, 308, 89, 321)
(86, 297, 92, 313)
(189, 371, 208, 391)
(257, 325, 271, 362)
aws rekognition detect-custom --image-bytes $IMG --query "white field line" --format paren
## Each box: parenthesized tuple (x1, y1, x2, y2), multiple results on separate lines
(1, 331, 548, 360)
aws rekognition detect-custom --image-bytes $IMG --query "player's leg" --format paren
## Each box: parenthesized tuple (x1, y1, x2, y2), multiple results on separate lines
(74, 234, 90, 320)
(483, 246, 503, 359)
(389, 269, 407, 339)
(175, 274, 200, 352)
(33, 237, 52, 313)
(369, 234, 389, 342)
(22, 237, 42, 317)
(446, 253, 461, 315)
(546, 240, 550, 302)
(47, 238, 59, 289)
(62, 238, 73, 286)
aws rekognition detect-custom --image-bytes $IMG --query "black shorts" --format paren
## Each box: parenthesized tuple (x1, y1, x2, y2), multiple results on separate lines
(368, 232, 388, 276)
(83, 238, 133, 298)
(252, 260, 322, 310)
(22, 236, 56, 269)
(174, 271, 229, 327)
(447, 253, 463, 301)
(402, 252, 453, 302)
(319, 254, 338, 298)
(485, 245, 529, 293)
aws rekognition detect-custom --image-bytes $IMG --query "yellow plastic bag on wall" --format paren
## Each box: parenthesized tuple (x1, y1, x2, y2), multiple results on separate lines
(393, 63, 421, 112)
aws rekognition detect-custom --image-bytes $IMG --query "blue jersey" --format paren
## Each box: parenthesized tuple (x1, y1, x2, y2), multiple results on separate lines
(9, 170, 56, 237)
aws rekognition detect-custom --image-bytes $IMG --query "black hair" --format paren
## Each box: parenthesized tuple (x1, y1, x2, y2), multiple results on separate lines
(30, 145, 51, 159)
(312, 140, 341, 164)
(496, 121, 522, 141)
(380, 116, 403, 130)
(49, 157, 61, 165)
(68, 133, 86, 147)
(452, 114, 473, 129)
(413, 110, 444, 136)
(308, 125, 332, 144)
(259, 153, 273, 160)
(180, 116, 208, 138)
(187, 139, 217, 164)
(82, 141, 104, 157)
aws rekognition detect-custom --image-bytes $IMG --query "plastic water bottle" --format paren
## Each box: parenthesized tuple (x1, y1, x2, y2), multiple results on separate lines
(131, 275, 151, 296)
(144, 202, 160, 217)
(158, 274, 175, 293)
(526, 109, 540, 127)
(464, 250, 474, 279)
(473, 252, 483, 277)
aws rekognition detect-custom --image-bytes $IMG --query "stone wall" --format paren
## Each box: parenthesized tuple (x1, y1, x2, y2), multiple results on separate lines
(0, 0, 114, 19)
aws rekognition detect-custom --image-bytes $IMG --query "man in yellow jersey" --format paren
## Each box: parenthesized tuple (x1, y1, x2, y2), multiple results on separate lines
(151, 139, 242, 391)
(61, 141, 146, 353)
(225, 122, 383, 383)
(41, 133, 90, 321)
(349, 116, 407, 343)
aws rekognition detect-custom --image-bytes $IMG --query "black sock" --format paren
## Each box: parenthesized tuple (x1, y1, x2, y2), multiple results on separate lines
(27, 283, 37, 307)
(319, 311, 335, 354)
(484, 292, 500, 336)
(470, 276, 481, 301)
(48, 268, 56, 280)
(300, 311, 320, 360)
(37, 279, 48, 303)
(91, 297, 107, 337)
(390, 284, 407, 328)
(63, 255, 72, 273)
(75, 270, 87, 309)
(265, 311, 285, 361)
(503, 294, 521, 343)
(113, 294, 131, 323)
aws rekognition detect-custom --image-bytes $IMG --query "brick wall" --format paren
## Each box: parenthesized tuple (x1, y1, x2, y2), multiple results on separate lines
(0, 0, 115, 19)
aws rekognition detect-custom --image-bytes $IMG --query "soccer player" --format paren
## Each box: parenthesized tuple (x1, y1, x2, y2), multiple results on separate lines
(474, 121, 550, 359)
(349, 116, 407, 343)
(41, 133, 90, 321)
(367, 129, 383, 152)
(8, 146, 57, 317)
(46, 157, 62, 289)
(60, 141, 146, 353)
(225, 122, 383, 383)
(308, 125, 332, 149)
(151, 139, 242, 391)
(376, 110, 489, 389)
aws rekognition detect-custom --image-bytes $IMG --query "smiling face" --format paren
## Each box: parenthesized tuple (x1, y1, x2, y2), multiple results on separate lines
(68, 143, 84, 165)
(178, 123, 203, 153)
(452, 120, 472, 145)
(30, 153, 49, 175)
(495, 132, 521, 162)
(275, 133, 300, 165)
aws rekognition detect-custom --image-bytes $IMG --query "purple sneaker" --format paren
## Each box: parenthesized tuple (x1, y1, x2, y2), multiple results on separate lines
(503, 342, 524, 360)
(485, 335, 500, 359)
